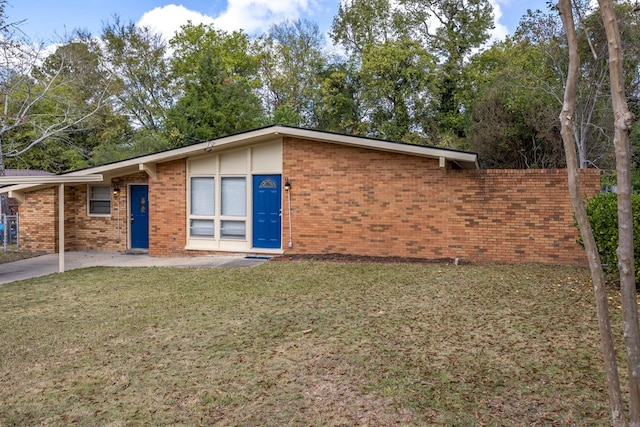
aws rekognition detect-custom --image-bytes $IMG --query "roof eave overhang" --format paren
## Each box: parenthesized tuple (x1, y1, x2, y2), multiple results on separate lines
(273, 127, 479, 169)
(0, 126, 479, 194)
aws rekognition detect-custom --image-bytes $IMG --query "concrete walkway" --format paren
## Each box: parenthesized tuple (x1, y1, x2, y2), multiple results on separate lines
(0, 251, 270, 285)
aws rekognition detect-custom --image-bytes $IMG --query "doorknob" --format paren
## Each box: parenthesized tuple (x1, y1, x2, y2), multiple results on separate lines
(130, 215, 135, 224)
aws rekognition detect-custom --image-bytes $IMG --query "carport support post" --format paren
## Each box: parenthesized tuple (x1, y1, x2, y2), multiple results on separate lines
(59, 183, 64, 273)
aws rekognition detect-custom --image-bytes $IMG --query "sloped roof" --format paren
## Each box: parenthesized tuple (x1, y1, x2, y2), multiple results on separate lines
(4, 169, 54, 177)
(0, 125, 479, 193)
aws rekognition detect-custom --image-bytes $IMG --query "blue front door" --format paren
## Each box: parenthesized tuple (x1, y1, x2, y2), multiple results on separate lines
(253, 175, 281, 249)
(130, 185, 149, 249)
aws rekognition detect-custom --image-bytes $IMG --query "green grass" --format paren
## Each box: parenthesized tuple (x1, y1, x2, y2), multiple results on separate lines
(0, 262, 618, 425)
(0, 249, 41, 264)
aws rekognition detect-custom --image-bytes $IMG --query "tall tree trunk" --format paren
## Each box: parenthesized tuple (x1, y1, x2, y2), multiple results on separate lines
(598, 0, 640, 424)
(557, 1, 625, 425)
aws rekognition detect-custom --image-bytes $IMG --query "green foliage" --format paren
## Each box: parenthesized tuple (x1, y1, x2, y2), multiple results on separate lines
(257, 19, 326, 128)
(314, 61, 365, 135)
(102, 18, 174, 131)
(331, 0, 494, 144)
(600, 169, 640, 193)
(508, 2, 640, 170)
(165, 51, 265, 145)
(360, 39, 437, 142)
(170, 23, 259, 88)
(583, 192, 640, 283)
(0, 34, 116, 174)
(90, 129, 172, 166)
(464, 39, 564, 168)
(5, 141, 88, 173)
(272, 105, 302, 127)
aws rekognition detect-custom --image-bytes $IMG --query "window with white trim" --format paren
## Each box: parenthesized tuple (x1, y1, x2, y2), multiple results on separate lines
(188, 176, 247, 240)
(220, 177, 246, 239)
(189, 177, 215, 237)
(88, 185, 111, 216)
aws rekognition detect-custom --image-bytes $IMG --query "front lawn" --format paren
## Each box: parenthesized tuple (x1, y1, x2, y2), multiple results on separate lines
(0, 262, 616, 425)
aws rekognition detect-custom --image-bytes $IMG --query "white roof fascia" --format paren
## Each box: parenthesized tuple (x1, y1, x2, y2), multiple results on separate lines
(0, 127, 478, 194)
(108, 126, 478, 169)
(0, 174, 103, 185)
(271, 127, 479, 169)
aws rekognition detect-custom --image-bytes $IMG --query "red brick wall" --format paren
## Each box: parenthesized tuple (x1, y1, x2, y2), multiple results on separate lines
(20, 187, 58, 253)
(20, 174, 149, 253)
(282, 137, 600, 265)
(148, 159, 187, 256)
(66, 184, 118, 252)
(18, 138, 600, 266)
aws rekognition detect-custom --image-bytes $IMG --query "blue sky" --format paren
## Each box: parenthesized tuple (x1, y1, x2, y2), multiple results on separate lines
(6, 0, 552, 44)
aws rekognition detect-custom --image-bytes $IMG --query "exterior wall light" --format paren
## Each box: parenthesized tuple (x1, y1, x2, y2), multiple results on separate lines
(284, 179, 291, 191)
(113, 184, 120, 196)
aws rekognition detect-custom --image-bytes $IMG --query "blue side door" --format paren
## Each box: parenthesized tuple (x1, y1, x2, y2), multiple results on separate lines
(130, 185, 149, 249)
(253, 175, 281, 249)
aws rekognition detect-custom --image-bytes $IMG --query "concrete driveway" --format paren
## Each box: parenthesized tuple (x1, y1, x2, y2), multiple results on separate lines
(0, 251, 269, 285)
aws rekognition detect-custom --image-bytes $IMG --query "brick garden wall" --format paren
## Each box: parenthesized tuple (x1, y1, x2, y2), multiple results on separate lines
(282, 137, 600, 265)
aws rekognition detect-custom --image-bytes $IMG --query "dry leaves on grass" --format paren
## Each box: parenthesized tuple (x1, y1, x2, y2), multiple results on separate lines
(0, 262, 614, 425)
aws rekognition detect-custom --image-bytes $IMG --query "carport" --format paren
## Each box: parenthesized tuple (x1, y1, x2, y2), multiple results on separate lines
(0, 174, 104, 273)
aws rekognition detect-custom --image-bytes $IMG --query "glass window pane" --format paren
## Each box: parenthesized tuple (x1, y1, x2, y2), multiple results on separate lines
(191, 177, 215, 215)
(220, 220, 245, 239)
(89, 185, 111, 215)
(91, 185, 111, 200)
(90, 200, 111, 214)
(221, 177, 246, 216)
(190, 219, 214, 237)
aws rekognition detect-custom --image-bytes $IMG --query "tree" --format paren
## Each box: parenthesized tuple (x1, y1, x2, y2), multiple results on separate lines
(0, 4, 112, 212)
(464, 40, 565, 168)
(331, 0, 398, 54)
(257, 19, 327, 127)
(397, 0, 494, 138)
(313, 60, 366, 135)
(0, 12, 111, 177)
(170, 22, 259, 90)
(599, 0, 640, 422)
(517, 2, 640, 169)
(358, 38, 437, 142)
(331, 0, 494, 144)
(558, 0, 638, 424)
(102, 18, 174, 132)
(13, 35, 121, 172)
(164, 49, 264, 145)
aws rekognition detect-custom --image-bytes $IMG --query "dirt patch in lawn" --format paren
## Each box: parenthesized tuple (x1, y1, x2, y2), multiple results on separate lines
(272, 253, 458, 264)
(0, 250, 43, 264)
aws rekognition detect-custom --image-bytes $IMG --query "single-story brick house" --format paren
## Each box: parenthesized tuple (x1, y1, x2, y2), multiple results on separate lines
(1, 125, 600, 265)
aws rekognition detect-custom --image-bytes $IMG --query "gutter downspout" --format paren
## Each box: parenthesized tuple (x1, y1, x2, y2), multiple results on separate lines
(285, 178, 293, 248)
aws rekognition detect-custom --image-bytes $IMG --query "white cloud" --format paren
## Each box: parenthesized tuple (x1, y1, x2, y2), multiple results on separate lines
(137, 4, 215, 41)
(489, 0, 510, 43)
(213, 0, 313, 33)
(137, 1, 315, 42)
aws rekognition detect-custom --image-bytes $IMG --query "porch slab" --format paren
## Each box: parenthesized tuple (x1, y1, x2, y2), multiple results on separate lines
(0, 251, 268, 285)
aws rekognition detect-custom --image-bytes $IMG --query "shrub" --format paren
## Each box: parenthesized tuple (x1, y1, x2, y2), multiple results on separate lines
(582, 192, 640, 283)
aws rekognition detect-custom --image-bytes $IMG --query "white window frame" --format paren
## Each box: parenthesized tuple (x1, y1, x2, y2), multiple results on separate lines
(220, 176, 247, 240)
(187, 174, 248, 242)
(188, 176, 215, 238)
(88, 184, 112, 216)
